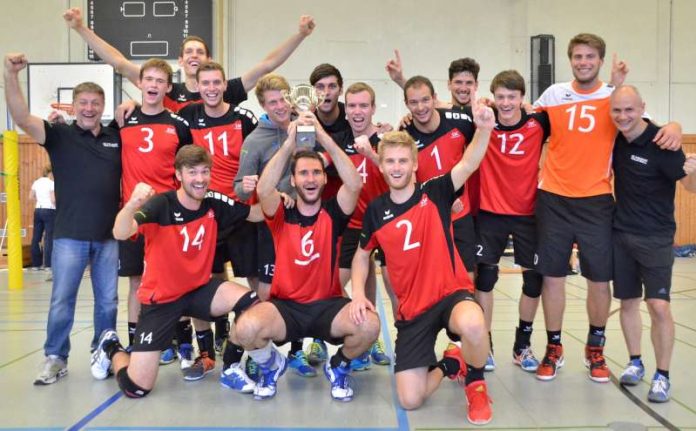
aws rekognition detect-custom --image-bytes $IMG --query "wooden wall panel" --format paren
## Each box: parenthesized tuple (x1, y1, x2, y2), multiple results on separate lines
(675, 136, 696, 245)
(0, 135, 50, 246)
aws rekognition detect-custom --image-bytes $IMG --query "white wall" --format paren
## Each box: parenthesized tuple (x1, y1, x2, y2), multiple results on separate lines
(1, 0, 695, 132)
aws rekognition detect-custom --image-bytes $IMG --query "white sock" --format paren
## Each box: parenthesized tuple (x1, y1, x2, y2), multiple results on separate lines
(248, 342, 273, 367)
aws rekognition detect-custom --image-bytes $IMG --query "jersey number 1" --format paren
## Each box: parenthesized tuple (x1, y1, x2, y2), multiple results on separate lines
(204, 130, 229, 156)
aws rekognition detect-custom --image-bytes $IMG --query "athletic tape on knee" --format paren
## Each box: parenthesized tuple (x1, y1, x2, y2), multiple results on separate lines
(232, 290, 259, 321)
(475, 264, 499, 292)
(522, 270, 543, 298)
(117, 367, 151, 398)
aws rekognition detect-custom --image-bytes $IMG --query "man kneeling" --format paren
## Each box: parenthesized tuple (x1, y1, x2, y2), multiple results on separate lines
(90, 145, 263, 397)
(235, 112, 380, 402)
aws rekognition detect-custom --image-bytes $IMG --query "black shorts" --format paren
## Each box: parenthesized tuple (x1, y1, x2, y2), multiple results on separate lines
(476, 210, 536, 268)
(613, 231, 673, 301)
(535, 190, 613, 281)
(132, 278, 223, 352)
(257, 222, 275, 284)
(393, 290, 475, 372)
(118, 236, 145, 277)
(453, 214, 476, 273)
(212, 221, 258, 277)
(269, 297, 351, 345)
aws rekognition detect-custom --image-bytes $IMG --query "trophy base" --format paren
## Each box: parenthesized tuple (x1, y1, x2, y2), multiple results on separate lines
(296, 126, 317, 150)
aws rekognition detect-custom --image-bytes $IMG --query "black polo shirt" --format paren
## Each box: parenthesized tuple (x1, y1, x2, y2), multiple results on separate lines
(613, 121, 686, 236)
(42, 121, 122, 241)
(319, 102, 350, 135)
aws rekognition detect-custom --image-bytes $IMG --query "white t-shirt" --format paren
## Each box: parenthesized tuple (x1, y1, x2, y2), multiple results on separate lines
(31, 176, 55, 209)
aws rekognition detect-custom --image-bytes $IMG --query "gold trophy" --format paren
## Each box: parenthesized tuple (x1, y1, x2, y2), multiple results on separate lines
(283, 84, 325, 149)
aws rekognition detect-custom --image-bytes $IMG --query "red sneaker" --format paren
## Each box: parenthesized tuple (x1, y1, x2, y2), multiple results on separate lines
(584, 345, 610, 383)
(442, 342, 467, 381)
(465, 380, 492, 425)
(535, 344, 564, 381)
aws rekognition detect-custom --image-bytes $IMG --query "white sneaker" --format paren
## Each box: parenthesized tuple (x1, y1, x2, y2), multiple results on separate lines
(34, 355, 67, 385)
(220, 362, 256, 393)
(91, 329, 120, 380)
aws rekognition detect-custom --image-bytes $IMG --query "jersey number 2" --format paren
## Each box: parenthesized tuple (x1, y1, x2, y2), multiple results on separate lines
(396, 220, 421, 251)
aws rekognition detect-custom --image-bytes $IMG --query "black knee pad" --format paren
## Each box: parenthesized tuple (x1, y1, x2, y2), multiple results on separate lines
(522, 270, 543, 298)
(232, 290, 259, 322)
(117, 367, 151, 398)
(475, 264, 499, 293)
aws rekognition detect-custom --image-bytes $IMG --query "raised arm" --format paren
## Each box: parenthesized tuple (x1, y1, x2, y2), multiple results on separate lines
(450, 96, 495, 191)
(256, 123, 297, 217)
(4, 53, 46, 143)
(385, 49, 406, 89)
(63, 8, 140, 85)
(311, 113, 362, 214)
(113, 183, 154, 240)
(240, 15, 315, 92)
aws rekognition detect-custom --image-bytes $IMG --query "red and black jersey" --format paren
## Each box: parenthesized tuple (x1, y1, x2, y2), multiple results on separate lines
(332, 130, 388, 229)
(480, 112, 550, 215)
(179, 104, 257, 200)
(164, 77, 247, 113)
(119, 108, 192, 204)
(134, 190, 250, 304)
(360, 174, 473, 321)
(404, 108, 476, 219)
(266, 199, 350, 303)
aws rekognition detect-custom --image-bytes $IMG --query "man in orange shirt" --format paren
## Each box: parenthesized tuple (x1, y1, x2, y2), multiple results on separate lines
(532, 33, 682, 382)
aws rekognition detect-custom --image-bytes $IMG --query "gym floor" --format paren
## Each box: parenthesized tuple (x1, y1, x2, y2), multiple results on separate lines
(1, 256, 695, 430)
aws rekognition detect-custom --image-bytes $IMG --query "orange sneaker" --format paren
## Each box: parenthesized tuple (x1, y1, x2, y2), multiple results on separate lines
(584, 345, 610, 383)
(182, 352, 216, 381)
(465, 380, 492, 425)
(535, 344, 564, 381)
(443, 342, 467, 381)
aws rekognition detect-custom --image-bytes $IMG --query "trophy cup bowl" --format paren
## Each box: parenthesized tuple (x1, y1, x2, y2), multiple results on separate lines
(283, 84, 325, 149)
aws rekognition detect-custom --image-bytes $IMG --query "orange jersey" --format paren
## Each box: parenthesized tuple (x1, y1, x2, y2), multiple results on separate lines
(534, 81, 616, 197)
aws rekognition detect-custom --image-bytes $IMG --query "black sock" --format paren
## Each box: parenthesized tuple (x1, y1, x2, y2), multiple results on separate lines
(431, 357, 460, 378)
(656, 369, 669, 379)
(329, 347, 350, 369)
(215, 316, 230, 340)
(514, 320, 534, 352)
(630, 354, 642, 363)
(104, 339, 126, 360)
(127, 322, 137, 346)
(196, 329, 215, 359)
(589, 325, 605, 338)
(222, 342, 245, 369)
(547, 330, 562, 345)
(176, 320, 193, 345)
(464, 364, 485, 386)
(290, 339, 304, 355)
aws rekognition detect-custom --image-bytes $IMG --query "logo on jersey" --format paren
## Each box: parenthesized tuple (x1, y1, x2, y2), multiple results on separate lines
(630, 154, 648, 165)
(234, 123, 243, 130)
(207, 209, 215, 218)
(420, 196, 429, 207)
(177, 94, 187, 102)
(166, 127, 176, 135)
(173, 211, 183, 222)
(562, 92, 573, 101)
(415, 139, 423, 148)
(382, 209, 394, 221)
(127, 117, 139, 125)
(450, 130, 462, 139)
(102, 142, 119, 148)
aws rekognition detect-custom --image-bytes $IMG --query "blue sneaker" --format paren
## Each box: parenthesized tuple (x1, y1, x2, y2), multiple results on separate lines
(619, 360, 645, 386)
(177, 343, 195, 370)
(513, 346, 539, 372)
(159, 346, 176, 365)
(254, 348, 287, 400)
(288, 350, 317, 377)
(246, 357, 260, 382)
(369, 340, 391, 365)
(220, 363, 256, 393)
(324, 362, 354, 401)
(90, 329, 119, 380)
(350, 351, 371, 372)
(307, 339, 328, 365)
(647, 373, 671, 403)
(484, 352, 496, 372)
